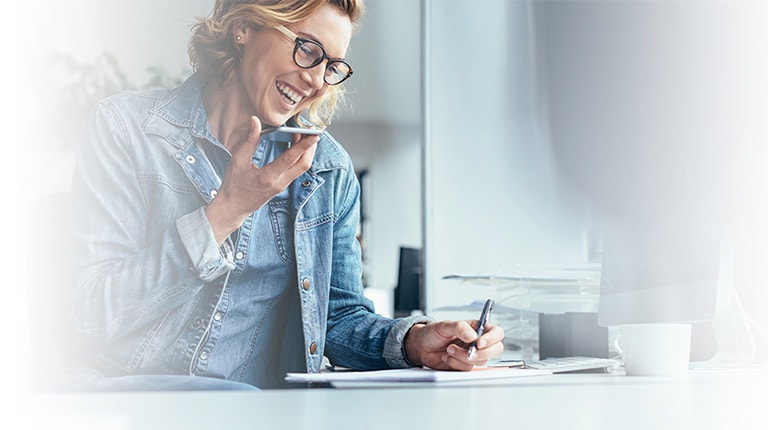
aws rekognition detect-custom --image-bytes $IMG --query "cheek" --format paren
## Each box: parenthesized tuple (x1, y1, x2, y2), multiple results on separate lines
(240, 46, 280, 85)
(238, 56, 263, 90)
(301, 87, 330, 110)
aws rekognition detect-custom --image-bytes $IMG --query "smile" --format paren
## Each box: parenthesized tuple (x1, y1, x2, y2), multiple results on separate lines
(276, 82, 304, 105)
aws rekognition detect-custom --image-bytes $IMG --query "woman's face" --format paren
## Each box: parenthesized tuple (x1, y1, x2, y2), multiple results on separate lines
(236, 4, 353, 127)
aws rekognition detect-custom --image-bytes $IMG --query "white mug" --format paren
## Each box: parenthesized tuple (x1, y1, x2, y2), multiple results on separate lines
(618, 323, 692, 376)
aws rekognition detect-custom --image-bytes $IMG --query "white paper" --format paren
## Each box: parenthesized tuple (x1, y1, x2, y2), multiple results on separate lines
(285, 366, 551, 384)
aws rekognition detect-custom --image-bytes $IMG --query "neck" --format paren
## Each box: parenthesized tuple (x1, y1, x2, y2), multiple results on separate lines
(203, 81, 252, 151)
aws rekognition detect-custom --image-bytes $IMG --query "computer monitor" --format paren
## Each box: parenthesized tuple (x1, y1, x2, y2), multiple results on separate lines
(529, 1, 766, 363)
(596, 215, 727, 361)
(394, 247, 422, 318)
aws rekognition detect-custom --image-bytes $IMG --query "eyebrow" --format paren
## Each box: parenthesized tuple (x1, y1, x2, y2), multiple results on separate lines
(296, 30, 347, 60)
(297, 31, 325, 47)
(278, 24, 348, 61)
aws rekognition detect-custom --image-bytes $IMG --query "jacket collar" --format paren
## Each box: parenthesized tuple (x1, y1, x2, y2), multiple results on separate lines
(144, 73, 347, 174)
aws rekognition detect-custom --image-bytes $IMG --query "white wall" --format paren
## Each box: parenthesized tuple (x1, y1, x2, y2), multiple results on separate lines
(332, 122, 422, 308)
(423, 0, 589, 313)
(334, 0, 423, 315)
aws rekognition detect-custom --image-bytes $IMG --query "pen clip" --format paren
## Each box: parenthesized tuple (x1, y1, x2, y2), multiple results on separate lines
(479, 298, 494, 326)
(467, 298, 495, 360)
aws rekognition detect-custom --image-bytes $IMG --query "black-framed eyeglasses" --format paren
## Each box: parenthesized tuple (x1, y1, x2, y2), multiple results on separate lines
(275, 25, 353, 86)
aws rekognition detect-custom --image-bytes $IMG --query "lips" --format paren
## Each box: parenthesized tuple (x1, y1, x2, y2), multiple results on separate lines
(276, 81, 304, 105)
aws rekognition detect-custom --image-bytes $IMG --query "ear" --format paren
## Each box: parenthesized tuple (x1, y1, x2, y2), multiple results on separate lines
(233, 21, 250, 45)
(234, 28, 246, 44)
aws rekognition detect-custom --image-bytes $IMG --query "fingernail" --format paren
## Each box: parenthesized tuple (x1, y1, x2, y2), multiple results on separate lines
(446, 345, 456, 356)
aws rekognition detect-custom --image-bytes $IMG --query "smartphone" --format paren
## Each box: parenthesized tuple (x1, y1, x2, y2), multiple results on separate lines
(262, 126, 323, 145)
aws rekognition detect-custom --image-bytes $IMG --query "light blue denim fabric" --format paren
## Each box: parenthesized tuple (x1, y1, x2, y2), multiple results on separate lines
(71, 374, 260, 392)
(66, 74, 432, 390)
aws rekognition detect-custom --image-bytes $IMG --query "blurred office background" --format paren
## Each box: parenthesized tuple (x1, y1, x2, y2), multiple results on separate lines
(420, 0, 767, 364)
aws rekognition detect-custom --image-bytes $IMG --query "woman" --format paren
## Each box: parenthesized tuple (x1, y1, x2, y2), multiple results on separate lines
(66, 0, 503, 390)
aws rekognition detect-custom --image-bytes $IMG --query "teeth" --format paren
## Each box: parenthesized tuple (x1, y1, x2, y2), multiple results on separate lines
(276, 82, 303, 105)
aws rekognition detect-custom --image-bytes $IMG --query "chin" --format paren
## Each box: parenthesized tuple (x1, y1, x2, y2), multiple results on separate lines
(263, 113, 294, 127)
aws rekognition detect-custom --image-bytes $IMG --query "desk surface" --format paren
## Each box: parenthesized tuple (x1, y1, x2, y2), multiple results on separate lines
(13, 369, 768, 430)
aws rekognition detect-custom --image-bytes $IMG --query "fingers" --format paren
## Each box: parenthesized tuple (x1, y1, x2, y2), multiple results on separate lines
(231, 118, 318, 172)
(432, 320, 477, 343)
(474, 323, 504, 349)
(445, 320, 502, 348)
(262, 133, 319, 177)
(441, 345, 475, 371)
(289, 134, 319, 169)
(473, 335, 505, 362)
(423, 321, 505, 370)
(438, 340, 503, 370)
(231, 116, 263, 159)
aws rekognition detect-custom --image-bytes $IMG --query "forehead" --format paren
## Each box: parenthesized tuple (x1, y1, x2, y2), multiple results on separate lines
(289, 4, 353, 58)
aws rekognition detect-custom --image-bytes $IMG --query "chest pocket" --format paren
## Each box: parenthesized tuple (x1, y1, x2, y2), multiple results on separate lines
(268, 198, 295, 264)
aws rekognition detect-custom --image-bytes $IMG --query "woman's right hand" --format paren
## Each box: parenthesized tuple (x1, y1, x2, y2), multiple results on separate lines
(205, 116, 318, 244)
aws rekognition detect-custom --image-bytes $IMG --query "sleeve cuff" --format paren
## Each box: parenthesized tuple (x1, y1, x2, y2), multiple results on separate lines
(176, 207, 236, 282)
(382, 314, 436, 368)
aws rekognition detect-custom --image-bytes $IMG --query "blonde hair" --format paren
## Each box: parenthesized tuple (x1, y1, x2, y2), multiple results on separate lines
(189, 0, 365, 128)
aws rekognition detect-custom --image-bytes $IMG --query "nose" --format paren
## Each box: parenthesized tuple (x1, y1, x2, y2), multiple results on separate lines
(300, 64, 326, 89)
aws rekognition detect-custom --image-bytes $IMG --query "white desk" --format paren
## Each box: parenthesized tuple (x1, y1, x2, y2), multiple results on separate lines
(14, 369, 768, 430)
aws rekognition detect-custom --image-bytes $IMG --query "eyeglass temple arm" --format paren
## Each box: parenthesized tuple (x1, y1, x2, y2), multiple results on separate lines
(274, 25, 298, 41)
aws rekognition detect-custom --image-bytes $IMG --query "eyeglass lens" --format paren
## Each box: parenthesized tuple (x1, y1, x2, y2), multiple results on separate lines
(294, 39, 351, 85)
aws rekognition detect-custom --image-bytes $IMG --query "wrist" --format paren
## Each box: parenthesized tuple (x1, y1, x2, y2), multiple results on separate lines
(205, 199, 246, 244)
(403, 322, 428, 367)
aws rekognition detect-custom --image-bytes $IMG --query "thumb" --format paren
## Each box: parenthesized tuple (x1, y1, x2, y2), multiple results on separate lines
(234, 116, 263, 158)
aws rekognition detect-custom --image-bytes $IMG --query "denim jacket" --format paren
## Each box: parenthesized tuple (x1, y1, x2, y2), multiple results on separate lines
(68, 74, 428, 386)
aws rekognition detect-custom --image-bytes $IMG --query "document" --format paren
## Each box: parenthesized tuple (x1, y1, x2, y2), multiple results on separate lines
(285, 366, 551, 387)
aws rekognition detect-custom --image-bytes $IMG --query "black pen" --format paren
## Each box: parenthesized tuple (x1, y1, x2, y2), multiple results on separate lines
(467, 298, 494, 360)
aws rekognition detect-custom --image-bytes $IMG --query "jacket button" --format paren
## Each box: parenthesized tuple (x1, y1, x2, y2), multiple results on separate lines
(301, 180, 312, 187)
(302, 278, 310, 291)
(309, 342, 317, 354)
